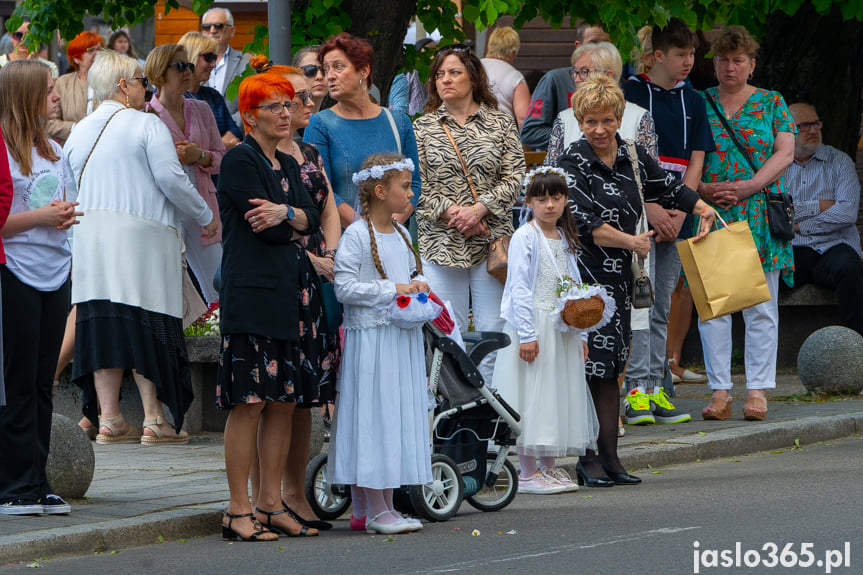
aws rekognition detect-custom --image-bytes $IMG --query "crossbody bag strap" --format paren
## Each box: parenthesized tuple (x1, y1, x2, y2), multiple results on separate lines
(704, 92, 759, 175)
(625, 139, 649, 276)
(439, 118, 491, 237)
(382, 107, 402, 155)
(77, 107, 126, 191)
(531, 221, 566, 282)
(625, 139, 647, 235)
(705, 92, 780, 203)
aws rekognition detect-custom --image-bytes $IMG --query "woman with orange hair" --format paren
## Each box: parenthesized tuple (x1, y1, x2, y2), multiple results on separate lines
(47, 31, 103, 144)
(216, 71, 322, 541)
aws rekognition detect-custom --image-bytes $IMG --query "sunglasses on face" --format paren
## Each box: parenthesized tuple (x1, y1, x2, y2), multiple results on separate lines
(201, 23, 226, 32)
(168, 61, 195, 73)
(133, 76, 149, 88)
(301, 64, 323, 77)
(199, 52, 218, 63)
(295, 90, 313, 104)
(11, 31, 24, 42)
(253, 101, 300, 115)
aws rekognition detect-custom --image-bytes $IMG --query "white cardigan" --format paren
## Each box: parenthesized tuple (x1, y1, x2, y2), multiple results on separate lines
(64, 100, 213, 317)
(557, 101, 650, 149)
(500, 222, 583, 344)
(334, 220, 428, 331)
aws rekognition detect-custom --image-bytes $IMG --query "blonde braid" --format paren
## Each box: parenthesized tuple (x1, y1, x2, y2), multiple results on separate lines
(393, 219, 422, 277)
(361, 195, 388, 280)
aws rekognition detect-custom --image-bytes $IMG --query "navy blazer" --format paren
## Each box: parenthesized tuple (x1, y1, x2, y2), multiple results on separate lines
(218, 135, 321, 341)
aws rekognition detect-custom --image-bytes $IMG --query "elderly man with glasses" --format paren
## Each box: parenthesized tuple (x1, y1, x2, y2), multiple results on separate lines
(200, 7, 251, 125)
(784, 103, 863, 335)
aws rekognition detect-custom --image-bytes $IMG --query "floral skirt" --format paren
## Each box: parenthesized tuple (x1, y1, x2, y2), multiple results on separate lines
(216, 252, 333, 409)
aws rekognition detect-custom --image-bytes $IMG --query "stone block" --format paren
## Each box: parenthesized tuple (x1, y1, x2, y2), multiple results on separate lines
(797, 326, 863, 395)
(46, 413, 95, 499)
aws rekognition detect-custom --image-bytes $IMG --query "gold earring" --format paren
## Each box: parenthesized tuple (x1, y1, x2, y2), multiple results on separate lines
(125, 93, 131, 108)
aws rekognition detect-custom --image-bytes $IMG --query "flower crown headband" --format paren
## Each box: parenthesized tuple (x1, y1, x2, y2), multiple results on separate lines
(351, 158, 415, 185)
(522, 166, 576, 189)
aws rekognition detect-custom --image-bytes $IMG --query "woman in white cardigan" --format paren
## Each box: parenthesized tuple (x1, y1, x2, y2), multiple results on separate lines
(64, 50, 218, 445)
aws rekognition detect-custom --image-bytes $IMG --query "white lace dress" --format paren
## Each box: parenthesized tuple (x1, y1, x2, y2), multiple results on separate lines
(493, 236, 599, 457)
(328, 222, 433, 489)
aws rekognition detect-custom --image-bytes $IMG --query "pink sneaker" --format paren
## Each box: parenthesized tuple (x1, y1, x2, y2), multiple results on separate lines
(518, 470, 567, 494)
(542, 467, 579, 492)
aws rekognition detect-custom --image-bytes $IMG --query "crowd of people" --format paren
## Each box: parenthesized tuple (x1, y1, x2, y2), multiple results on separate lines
(1, 10, 860, 544)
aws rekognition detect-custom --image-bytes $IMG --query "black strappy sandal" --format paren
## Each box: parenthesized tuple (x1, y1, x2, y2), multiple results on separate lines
(221, 512, 278, 541)
(255, 506, 319, 537)
(281, 500, 333, 531)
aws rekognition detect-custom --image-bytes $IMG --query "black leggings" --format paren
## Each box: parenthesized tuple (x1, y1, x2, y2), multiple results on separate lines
(579, 376, 625, 476)
(0, 266, 70, 503)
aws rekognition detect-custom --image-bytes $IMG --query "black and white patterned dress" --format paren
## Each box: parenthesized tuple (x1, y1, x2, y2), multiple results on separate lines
(557, 136, 699, 380)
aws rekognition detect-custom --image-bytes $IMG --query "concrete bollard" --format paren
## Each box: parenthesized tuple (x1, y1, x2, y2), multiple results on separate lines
(45, 413, 95, 500)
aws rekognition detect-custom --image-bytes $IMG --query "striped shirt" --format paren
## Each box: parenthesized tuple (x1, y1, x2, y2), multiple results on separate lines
(786, 144, 862, 257)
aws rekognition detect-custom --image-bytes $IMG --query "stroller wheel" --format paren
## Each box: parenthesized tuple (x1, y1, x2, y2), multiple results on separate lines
(409, 454, 464, 522)
(304, 453, 352, 520)
(466, 455, 518, 512)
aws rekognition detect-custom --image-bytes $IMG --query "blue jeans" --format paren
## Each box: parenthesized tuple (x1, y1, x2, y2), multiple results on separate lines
(624, 239, 680, 392)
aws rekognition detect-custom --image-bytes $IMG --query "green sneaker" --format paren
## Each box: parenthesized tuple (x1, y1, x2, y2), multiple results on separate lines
(650, 389, 692, 424)
(624, 390, 654, 425)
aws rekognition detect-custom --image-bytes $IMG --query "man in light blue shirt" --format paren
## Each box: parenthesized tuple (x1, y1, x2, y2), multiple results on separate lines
(786, 103, 863, 334)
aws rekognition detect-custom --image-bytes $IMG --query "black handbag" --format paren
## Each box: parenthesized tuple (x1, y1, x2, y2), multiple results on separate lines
(705, 93, 795, 241)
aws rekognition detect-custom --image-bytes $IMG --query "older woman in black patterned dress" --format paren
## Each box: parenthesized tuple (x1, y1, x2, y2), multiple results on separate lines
(559, 75, 718, 488)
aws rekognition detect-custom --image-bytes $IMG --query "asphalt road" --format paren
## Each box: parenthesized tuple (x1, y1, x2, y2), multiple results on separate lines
(3, 436, 862, 575)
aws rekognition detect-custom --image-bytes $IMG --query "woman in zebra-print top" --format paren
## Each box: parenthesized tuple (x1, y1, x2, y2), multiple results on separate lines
(413, 44, 525, 383)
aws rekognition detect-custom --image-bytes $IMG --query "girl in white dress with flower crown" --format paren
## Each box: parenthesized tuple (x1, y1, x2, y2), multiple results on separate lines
(493, 169, 600, 494)
(329, 153, 433, 534)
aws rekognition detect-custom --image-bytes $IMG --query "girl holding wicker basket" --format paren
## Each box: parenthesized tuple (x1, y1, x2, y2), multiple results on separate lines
(493, 168, 612, 495)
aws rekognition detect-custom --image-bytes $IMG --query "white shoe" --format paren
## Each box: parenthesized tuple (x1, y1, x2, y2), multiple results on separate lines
(542, 467, 579, 492)
(390, 511, 422, 531)
(365, 511, 415, 534)
(518, 471, 567, 494)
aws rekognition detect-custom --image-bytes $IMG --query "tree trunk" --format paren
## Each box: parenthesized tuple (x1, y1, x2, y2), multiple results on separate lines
(342, 0, 415, 106)
(756, 1, 863, 157)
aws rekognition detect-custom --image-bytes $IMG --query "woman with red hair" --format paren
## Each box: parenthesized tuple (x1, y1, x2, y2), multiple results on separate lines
(304, 33, 420, 229)
(216, 71, 322, 540)
(47, 31, 103, 144)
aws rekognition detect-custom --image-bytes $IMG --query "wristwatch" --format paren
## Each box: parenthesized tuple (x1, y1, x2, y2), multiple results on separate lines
(199, 150, 208, 162)
(285, 205, 295, 221)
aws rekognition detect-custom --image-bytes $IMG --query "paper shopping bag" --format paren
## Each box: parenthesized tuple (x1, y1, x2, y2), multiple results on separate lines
(677, 220, 771, 321)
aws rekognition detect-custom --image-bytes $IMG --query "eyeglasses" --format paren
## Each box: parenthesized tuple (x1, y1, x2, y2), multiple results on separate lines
(168, 61, 195, 73)
(201, 23, 226, 32)
(199, 52, 218, 63)
(569, 67, 605, 82)
(253, 101, 299, 114)
(132, 76, 149, 88)
(797, 120, 823, 131)
(321, 63, 347, 75)
(301, 64, 323, 77)
(11, 31, 24, 42)
(295, 90, 313, 104)
(85, 46, 102, 54)
(439, 43, 472, 54)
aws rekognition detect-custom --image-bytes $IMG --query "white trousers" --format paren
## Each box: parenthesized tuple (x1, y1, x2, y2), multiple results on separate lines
(698, 270, 780, 390)
(421, 259, 505, 385)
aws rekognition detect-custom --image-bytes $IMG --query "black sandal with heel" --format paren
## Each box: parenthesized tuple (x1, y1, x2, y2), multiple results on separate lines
(281, 500, 332, 531)
(256, 506, 318, 537)
(222, 512, 277, 541)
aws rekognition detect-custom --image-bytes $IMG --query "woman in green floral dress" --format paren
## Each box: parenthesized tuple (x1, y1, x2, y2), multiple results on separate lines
(696, 26, 796, 422)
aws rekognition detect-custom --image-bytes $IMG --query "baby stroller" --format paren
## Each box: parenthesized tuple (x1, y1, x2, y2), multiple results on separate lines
(305, 321, 523, 522)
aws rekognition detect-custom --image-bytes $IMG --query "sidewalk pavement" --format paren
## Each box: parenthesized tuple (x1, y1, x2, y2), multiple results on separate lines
(1, 375, 862, 565)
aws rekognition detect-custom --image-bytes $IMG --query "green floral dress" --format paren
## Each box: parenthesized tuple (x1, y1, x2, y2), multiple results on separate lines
(699, 87, 797, 287)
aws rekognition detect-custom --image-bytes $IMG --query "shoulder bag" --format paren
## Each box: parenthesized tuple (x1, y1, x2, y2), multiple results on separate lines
(704, 93, 795, 241)
(625, 140, 654, 309)
(439, 118, 510, 283)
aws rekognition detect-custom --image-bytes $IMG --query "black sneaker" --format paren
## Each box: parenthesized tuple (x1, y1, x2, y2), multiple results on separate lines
(39, 494, 71, 514)
(0, 499, 43, 515)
